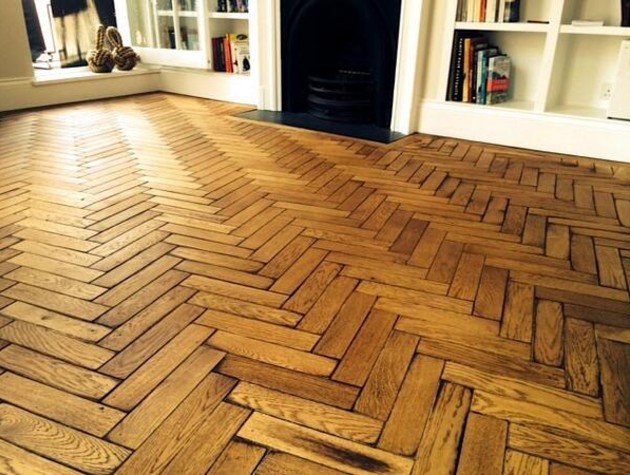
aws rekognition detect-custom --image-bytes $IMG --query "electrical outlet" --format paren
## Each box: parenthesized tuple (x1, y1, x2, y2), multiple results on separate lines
(600, 82, 614, 101)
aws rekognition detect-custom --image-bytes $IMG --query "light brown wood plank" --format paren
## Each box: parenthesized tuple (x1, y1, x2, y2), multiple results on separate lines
(355, 331, 418, 420)
(534, 300, 564, 367)
(508, 424, 630, 474)
(503, 450, 549, 475)
(238, 413, 414, 475)
(208, 331, 337, 377)
(0, 439, 83, 475)
(456, 413, 507, 475)
(115, 373, 236, 474)
(412, 383, 471, 475)
(0, 373, 124, 437)
(378, 355, 444, 456)
(0, 404, 129, 475)
(228, 382, 382, 443)
(598, 338, 630, 428)
(0, 321, 113, 370)
(0, 345, 117, 399)
(565, 318, 600, 397)
(217, 355, 359, 409)
(104, 324, 213, 410)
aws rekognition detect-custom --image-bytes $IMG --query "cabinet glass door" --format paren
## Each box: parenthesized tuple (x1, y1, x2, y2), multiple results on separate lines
(120, 0, 206, 67)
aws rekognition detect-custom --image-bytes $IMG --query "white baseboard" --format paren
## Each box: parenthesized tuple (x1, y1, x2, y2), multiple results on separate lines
(418, 100, 630, 164)
(160, 69, 256, 105)
(0, 71, 160, 112)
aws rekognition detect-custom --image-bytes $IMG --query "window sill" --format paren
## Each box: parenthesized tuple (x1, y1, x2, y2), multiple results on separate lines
(32, 66, 160, 86)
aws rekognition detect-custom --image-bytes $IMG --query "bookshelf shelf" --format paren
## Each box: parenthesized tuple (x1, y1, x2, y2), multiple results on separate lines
(455, 21, 549, 33)
(560, 25, 630, 37)
(209, 12, 249, 20)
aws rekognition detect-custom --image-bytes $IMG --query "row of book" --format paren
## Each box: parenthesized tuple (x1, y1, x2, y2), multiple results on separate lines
(166, 26, 199, 50)
(217, 0, 248, 13)
(456, 0, 521, 23)
(158, 0, 196, 11)
(447, 32, 511, 105)
(212, 34, 250, 74)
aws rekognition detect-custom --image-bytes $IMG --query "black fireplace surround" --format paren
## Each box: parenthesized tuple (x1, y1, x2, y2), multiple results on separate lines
(281, 0, 402, 128)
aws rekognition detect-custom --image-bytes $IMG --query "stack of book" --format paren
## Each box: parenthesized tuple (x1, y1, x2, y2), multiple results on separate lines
(456, 0, 520, 23)
(217, 0, 249, 13)
(447, 32, 511, 105)
(212, 34, 250, 74)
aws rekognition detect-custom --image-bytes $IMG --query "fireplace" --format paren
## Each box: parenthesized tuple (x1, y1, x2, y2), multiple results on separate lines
(281, 0, 402, 128)
(238, 0, 423, 143)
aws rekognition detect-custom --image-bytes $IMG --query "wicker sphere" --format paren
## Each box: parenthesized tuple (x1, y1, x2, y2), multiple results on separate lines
(87, 25, 114, 73)
(106, 27, 140, 71)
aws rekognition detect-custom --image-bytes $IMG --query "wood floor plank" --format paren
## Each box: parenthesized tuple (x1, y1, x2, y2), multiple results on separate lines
(473, 266, 509, 320)
(238, 413, 414, 475)
(107, 346, 224, 448)
(209, 331, 337, 377)
(115, 373, 236, 475)
(206, 441, 266, 475)
(508, 424, 630, 474)
(0, 321, 113, 369)
(0, 345, 117, 399)
(565, 318, 600, 397)
(255, 452, 346, 475)
(503, 450, 549, 475)
(457, 413, 507, 475)
(355, 331, 418, 420)
(0, 404, 130, 475)
(412, 383, 472, 475)
(196, 309, 318, 351)
(0, 301, 110, 342)
(534, 300, 564, 367)
(103, 324, 212, 410)
(0, 439, 83, 475)
(500, 282, 535, 343)
(378, 355, 443, 456)
(597, 338, 630, 428)
(2, 284, 108, 321)
(217, 354, 359, 409)
(0, 373, 124, 437)
(228, 382, 383, 443)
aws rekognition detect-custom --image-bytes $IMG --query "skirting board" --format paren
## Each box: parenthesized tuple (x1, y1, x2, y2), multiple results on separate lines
(417, 100, 630, 164)
(0, 71, 160, 113)
(160, 69, 256, 105)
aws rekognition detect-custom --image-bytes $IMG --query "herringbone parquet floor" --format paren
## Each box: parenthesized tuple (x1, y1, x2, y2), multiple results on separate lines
(0, 93, 628, 475)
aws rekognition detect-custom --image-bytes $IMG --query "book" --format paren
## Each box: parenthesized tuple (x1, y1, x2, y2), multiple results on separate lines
(486, 0, 497, 22)
(233, 39, 250, 74)
(498, 0, 506, 23)
(470, 38, 489, 103)
(503, 0, 520, 22)
(476, 47, 499, 104)
(466, 0, 475, 22)
(486, 55, 511, 104)
(448, 32, 479, 101)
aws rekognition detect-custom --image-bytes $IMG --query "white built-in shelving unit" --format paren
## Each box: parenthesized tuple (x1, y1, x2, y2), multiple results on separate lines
(115, 0, 255, 84)
(419, 0, 630, 162)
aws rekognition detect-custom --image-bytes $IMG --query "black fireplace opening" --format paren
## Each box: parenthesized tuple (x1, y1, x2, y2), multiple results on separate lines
(282, 0, 402, 128)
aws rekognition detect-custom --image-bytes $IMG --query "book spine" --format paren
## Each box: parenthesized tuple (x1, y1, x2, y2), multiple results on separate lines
(480, 0, 487, 22)
(498, 0, 506, 23)
(452, 34, 467, 101)
(486, 0, 497, 22)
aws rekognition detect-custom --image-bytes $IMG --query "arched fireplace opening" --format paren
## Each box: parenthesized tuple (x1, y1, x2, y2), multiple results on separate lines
(281, 0, 402, 128)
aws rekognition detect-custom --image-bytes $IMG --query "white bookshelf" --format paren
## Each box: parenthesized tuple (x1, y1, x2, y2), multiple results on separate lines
(419, 0, 630, 162)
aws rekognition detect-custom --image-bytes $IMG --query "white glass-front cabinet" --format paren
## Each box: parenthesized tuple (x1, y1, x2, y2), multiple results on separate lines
(114, 0, 253, 71)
